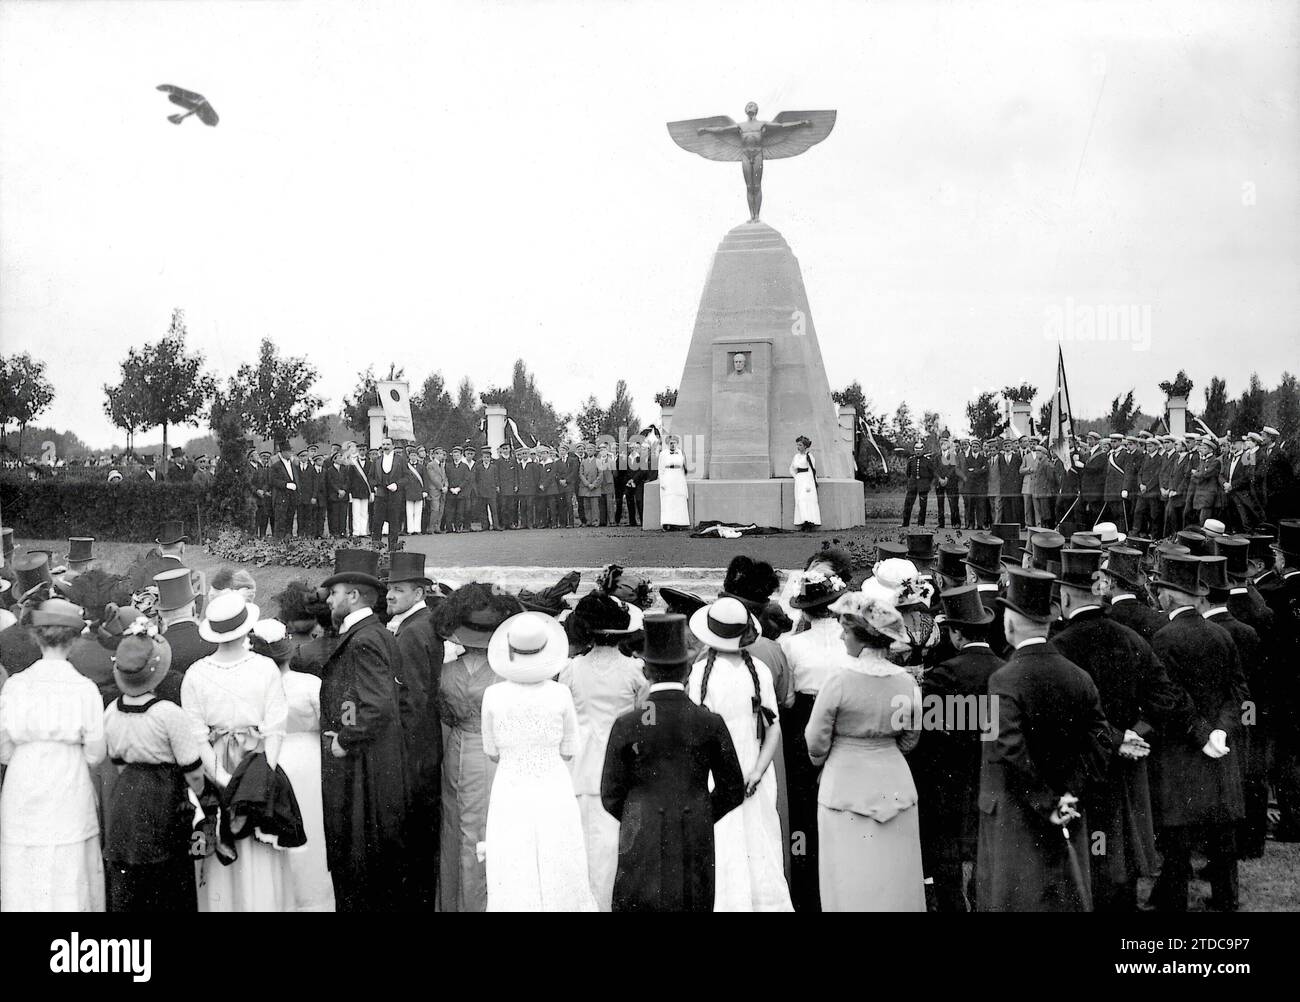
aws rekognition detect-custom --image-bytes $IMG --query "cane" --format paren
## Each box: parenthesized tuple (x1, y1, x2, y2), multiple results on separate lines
(1054, 496, 1079, 533)
(1061, 824, 1093, 911)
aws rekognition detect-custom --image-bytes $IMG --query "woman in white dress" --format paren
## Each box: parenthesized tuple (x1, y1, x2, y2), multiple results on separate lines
(687, 597, 793, 912)
(481, 613, 596, 912)
(790, 435, 821, 531)
(657, 434, 690, 531)
(250, 619, 335, 911)
(0, 599, 106, 912)
(560, 593, 647, 910)
(182, 592, 290, 912)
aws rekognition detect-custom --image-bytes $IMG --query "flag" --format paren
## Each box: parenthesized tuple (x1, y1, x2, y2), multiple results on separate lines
(376, 381, 414, 441)
(858, 416, 889, 471)
(1192, 415, 1219, 439)
(1048, 346, 1076, 468)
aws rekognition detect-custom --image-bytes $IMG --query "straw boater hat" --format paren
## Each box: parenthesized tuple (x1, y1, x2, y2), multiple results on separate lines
(487, 612, 570, 684)
(689, 596, 760, 652)
(1091, 522, 1126, 546)
(198, 591, 261, 643)
(112, 627, 173, 697)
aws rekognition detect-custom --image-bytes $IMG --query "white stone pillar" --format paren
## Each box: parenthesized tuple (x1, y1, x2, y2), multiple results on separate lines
(368, 406, 387, 449)
(660, 405, 674, 437)
(1167, 395, 1188, 438)
(1009, 400, 1032, 438)
(485, 405, 507, 453)
(837, 405, 856, 451)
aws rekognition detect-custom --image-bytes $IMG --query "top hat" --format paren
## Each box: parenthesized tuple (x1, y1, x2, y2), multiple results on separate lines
(1211, 536, 1263, 581)
(383, 552, 433, 587)
(66, 537, 95, 565)
(1246, 533, 1276, 564)
(113, 633, 173, 696)
(639, 613, 692, 666)
(1152, 553, 1207, 596)
(322, 549, 383, 590)
(998, 567, 1056, 624)
(790, 570, 849, 610)
(1275, 519, 1300, 560)
(155, 521, 188, 545)
(1125, 536, 1154, 557)
(1101, 546, 1145, 590)
(1027, 531, 1065, 571)
(487, 612, 570, 684)
(659, 586, 708, 618)
(875, 541, 908, 562)
(153, 567, 197, 611)
(1199, 556, 1231, 594)
(29, 597, 87, 629)
(936, 543, 968, 581)
(1175, 529, 1209, 556)
(13, 552, 53, 596)
(906, 531, 937, 561)
(938, 584, 995, 627)
(1070, 531, 1103, 549)
(962, 533, 1006, 577)
(1057, 548, 1104, 590)
(991, 523, 1021, 552)
(689, 597, 760, 652)
(1, 527, 13, 558)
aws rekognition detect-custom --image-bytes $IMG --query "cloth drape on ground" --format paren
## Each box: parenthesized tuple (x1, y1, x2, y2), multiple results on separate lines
(690, 521, 784, 538)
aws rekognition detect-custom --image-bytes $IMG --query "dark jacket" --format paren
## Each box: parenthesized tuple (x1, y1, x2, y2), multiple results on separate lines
(905, 454, 935, 487)
(162, 619, 217, 677)
(390, 604, 444, 783)
(601, 687, 745, 912)
(1105, 595, 1165, 645)
(225, 751, 307, 850)
(996, 452, 1023, 496)
(325, 462, 351, 504)
(519, 460, 541, 496)
(471, 462, 498, 500)
(1081, 448, 1109, 503)
(368, 455, 405, 503)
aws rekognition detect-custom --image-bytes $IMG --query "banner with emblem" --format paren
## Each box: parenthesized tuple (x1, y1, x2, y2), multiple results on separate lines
(376, 381, 414, 441)
(1048, 345, 1075, 468)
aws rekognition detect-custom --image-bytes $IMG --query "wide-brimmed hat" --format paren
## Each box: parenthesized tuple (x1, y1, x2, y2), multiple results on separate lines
(487, 612, 570, 684)
(113, 630, 172, 696)
(446, 584, 525, 649)
(935, 543, 968, 581)
(66, 537, 95, 565)
(155, 520, 188, 545)
(198, 592, 261, 643)
(28, 598, 87, 630)
(1092, 522, 1126, 546)
(1211, 536, 1264, 581)
(382, 552, 433, 588)
(639, 613, 692, 666)
(997, 567, 1055, 624)
(249, 618, 294, 662)
(322, 549, 383, 590)
(1101, 547, 1145, 590)
(572, 593, 644, 635)
(938, 584, 994, 627)
(689, 597, 760, 652)
(1057, 548, 1104, 590)
(789, 569, 849, 609)
(659, 587, 708, 618)
(1152, 553, 1207, 597)
(154, 567, 196, 611)
(962, 533, 1005, 577)
(862, 558, 935, 611)
(826, 591, 910, 644)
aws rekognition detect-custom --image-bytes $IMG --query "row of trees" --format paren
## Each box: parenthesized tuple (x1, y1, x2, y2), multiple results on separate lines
(0, 353, 55, 457)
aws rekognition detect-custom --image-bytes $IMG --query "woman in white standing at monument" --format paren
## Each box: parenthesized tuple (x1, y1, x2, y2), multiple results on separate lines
(658, 435, 691, 530)
(687, 597, 793, 911)
(790, 435, 821, 531)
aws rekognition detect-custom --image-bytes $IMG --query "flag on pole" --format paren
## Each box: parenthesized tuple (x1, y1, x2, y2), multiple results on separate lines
(1048, 345, 1076, 468)
(858, 416, 889, 471)
(376, 381, 414, 441)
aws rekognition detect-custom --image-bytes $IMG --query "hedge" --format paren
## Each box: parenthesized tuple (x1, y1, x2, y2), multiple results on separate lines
(0, 475, 218, 542)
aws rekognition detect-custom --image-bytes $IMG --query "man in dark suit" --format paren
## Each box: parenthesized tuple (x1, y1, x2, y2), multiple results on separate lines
(601, 613, 745, 912)
(154, 566, 216, 677)
(325, 451, 350, 537)
(996, 442, 1023, 526)
(293, 450, 314, 538)
(518, 447, 542, 529)
(471, 449, 501, 531)
(266, 441, 298, 537)
(1257, 521, 1300, 841)
(382, 553, 444, 911)
(624, 443, 647, 528)
(914, 585, 1003, 911)
(538, 447, 560, 528)
(368, 437, 404, 551)
(1080, 432, 1109, 528)
(963, 441, 989, 530)
(1221, 439, 1257, 533)
(1190, 438, 1223, 526)
(1134, 438, 1164, 537)
(249, 449, 272, 537)
(1160, 437, 1188, 536)
(976, 567, 1111, 912)
(494, 444, 520, 529)
(1097, 546, 1164, 643)
(559, 443, 580, 528)
(320, 550, 409, 912)
(310, 455, 329, 536)
(902, 441, 935, 528)
(444, 446, 469, 531)
(1050, 549, 1193, 912)
(1148, 553, 1247, 911)
(137, 455, 160, 483)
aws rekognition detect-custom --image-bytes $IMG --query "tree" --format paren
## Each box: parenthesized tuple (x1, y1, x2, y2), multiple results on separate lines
(1231, 373, 1266, 438)
(103, 372, 150, 454)
(225, 338, 324, 444)
(575, 395, 604, 442)
(0, 353, 55, 459)
(207, 391, 254, 531)
(1001, 383, 1037, 403)
(122, 309, 216, 477)
(1277, 372, 1300, 461)
(500, 359, 570, 446)
(428, 377, 478, 449)
(600, 379, 640, 439)
(1038, 400, 1053, 434)
(891, 402, 916, 449)
(1106, 389, 1138, 434)
(342, 362, 405, 436)
(1202, 377, 1231, 435)
(966, 390, 1008, 441)
(412, 372, 456, 444)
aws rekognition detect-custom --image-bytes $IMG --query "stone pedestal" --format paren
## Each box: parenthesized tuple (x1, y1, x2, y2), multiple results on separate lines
(659, 404, 674, 437)
(368, 407, 387, 449)
(1009, 400, 1033, 438)
(485, 405, 507, 453)
(1167, 395, 1188, 437)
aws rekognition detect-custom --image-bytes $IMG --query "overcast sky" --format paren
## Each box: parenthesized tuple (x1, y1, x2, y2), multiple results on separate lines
(2, 0, 1296, 449)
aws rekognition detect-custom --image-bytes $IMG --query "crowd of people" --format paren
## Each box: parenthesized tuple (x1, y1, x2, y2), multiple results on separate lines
(0, 497, 1295, 912)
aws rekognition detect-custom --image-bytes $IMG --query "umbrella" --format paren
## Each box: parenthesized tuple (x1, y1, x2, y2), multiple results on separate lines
(156, 84, 219, 126)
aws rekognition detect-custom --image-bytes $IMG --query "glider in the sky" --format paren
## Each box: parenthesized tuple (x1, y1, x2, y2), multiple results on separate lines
(156, 84, 219, 126)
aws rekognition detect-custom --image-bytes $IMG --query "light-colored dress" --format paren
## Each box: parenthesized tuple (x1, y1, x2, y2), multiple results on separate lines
(436, 650, 501, 912)
(481, 680, 596, 912)
(0, 658, 106, 912)
(790, 452, 822, 526)
(559, 647, 647, 911)
(658, 450, 690, 526)
(182, 651, 290, 912)
(805, 655, 925, 912)
(280, 670, 335, 912)
(688, 651, 793, 912)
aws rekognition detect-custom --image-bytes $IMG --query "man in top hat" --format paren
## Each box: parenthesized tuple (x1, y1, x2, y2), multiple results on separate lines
(914, 585, 1003, 911)
(136, 454, 159, 483)
(154, 566, 216, 677)
(0, 552, 56, 673)
(444, 446, 469, 532)
(1147, 552, 1247, 910)
(368, 437, 405, 550)
(267, 440, 299, 538)
(492, 443, 520, 530)
(976, 566, 1111, 912)
(901, 440, 935, 528)
(129, 521, 189, 592)
(1256, 519, 1300, 841)
(319, 549, 410, 911)
(56, 537, 132, 618)
(1049, 549, 1192, 912)
(601, 613, 746, 911)
(471, 446, 500, 531)
(1096, 546, 1163, 643)
(383, 552, 444, 910)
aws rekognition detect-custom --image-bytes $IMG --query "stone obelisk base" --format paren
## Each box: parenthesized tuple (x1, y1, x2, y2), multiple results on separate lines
(642, 478, 864, 530)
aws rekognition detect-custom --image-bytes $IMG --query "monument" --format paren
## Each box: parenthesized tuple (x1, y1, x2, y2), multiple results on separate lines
(642, 104, 864, 529)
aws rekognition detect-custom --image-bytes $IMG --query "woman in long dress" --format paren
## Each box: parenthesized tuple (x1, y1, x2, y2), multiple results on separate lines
(436, 584, 519, 912)
(658, 435, 690, 531)
(482, 612, 596, 911)
(250, 619, 335, 911)
(0, 599, 106, 911)
(560, 594, 647, 910)
(182, 592, 290, 911)
(806, 590, 925, 911)
(103, 627, 204, 912)
(790, 435, 822, 531)
(687, 598, 792, 911)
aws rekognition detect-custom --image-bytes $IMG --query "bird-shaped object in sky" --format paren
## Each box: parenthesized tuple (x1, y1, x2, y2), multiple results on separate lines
(156, 84, 219, 126)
